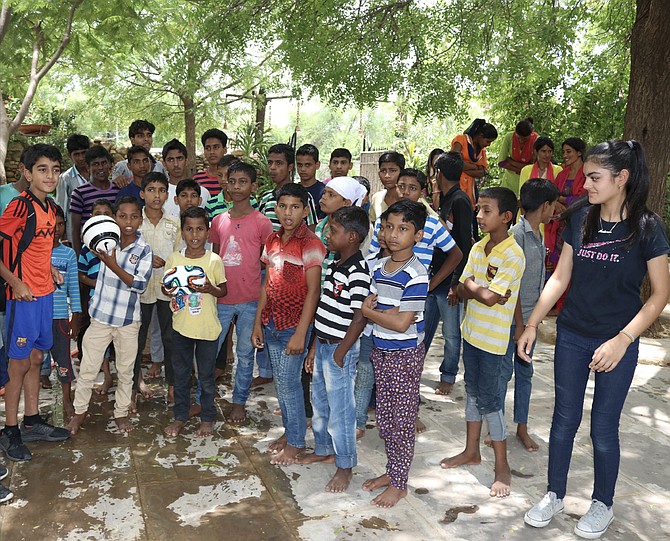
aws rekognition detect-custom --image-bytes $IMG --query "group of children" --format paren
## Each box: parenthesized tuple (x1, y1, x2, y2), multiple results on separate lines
(0, 124, 569, 513)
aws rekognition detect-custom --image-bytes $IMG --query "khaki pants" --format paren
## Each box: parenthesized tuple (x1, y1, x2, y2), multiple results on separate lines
(74, 319, 140, 419)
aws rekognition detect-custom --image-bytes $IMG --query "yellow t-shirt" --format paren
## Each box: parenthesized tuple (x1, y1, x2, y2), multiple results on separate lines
(165, 250, 226, 341)
(460, 234, 525, 355)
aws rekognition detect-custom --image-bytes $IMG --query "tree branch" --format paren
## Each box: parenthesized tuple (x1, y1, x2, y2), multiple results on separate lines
(0, 2, 11, 46)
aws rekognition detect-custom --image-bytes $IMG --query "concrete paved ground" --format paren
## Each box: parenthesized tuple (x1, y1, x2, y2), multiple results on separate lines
(0, 317, 669, 541)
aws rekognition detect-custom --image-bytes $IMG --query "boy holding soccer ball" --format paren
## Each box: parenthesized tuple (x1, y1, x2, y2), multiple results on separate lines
(163, 207, 227, 437)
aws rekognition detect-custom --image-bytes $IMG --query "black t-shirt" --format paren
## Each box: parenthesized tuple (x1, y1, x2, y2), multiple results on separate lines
(558, 206, 669, 338)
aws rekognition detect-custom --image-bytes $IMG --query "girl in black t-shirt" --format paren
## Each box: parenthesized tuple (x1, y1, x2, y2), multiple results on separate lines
(517, 140, 670, 539)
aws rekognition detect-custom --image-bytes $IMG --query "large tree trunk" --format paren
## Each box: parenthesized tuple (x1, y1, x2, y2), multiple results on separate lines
(623, 0, 670, 217)
(623, 0, 670, 335)
(181, 94, 196, 176)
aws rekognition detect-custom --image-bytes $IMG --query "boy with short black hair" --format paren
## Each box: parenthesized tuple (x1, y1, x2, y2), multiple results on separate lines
(132, 172, 181, 408)
(112, 119, 166, 184)
(423, 151, 473, 396)
(327, 148, 353, 181)
(210, 161, 273, 423)
(252, 183, 326, 466)
(298, 206, 370, 493)
(361, 199, 429, 508)
(441, 186, 525, 499)
(194, 128, 228, 197)
(56, 134, 91, 242)
(258, 144, 319, 231)
(116, 146, 152, 204)
(206, 155, 260, 219)
(296, 144, 326, 219)
(369, 151, 406, 222)
(498, 178, 559, 451)
(66, 196, 153, 436)
(163, 206, 227, 437)
(0, 143, 70, 464)
(71, 146, 121, 254)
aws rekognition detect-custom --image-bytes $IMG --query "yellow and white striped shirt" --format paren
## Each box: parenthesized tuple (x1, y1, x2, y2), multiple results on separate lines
(460, 234, 525, 355)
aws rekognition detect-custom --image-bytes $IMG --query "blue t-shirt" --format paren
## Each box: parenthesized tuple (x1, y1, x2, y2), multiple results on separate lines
(116, 182, 144, 206)
(78, 246, 101, 298)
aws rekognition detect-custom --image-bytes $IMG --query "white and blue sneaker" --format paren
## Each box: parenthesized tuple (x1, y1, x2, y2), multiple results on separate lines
(574, 500, 614, 539)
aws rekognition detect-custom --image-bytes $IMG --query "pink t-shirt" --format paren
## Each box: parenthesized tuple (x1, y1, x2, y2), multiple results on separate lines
(209, 210, 273, 305)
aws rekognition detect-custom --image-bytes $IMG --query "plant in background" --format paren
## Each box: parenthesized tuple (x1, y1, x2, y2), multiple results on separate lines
(398, 141, 425, 170)
(231, 122, 277, 194)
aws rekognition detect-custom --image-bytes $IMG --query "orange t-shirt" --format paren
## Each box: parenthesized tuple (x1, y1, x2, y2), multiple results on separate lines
(0, 190, 56, 299)
(451, 134, 489, 208)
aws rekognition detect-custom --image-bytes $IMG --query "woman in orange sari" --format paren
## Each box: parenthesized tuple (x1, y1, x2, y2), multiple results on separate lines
(545, 137, 587, 284)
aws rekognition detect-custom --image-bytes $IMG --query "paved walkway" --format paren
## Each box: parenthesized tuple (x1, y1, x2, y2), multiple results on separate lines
(0, 319, 669, 541)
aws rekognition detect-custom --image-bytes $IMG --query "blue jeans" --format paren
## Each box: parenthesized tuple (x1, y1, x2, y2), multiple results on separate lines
(548, 325, 639, 507)
(499, 324, 535, 425)
(423, 291, 463, 384)
(172, 331, 218, 422)
(354, 333, 375, 431)
(462, 339, 506, 441)
(311, 339, 359, 469)
(264, 319, 312, 448)
(217, 302, 258, 405)
(256, 269, 272, 379)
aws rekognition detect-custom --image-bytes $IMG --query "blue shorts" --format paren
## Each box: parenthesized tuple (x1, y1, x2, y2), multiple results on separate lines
(6, 295, 53, 360)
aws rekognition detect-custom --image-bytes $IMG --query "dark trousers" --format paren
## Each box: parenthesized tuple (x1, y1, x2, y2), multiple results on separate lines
(133, 301, 173, 389)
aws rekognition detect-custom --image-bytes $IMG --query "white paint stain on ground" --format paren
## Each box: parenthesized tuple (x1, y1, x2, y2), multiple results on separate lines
(167, 475, 265, 527)
(81, 493, 144, 540)
(100, 447, 131, 473)
(154, 437, 238, 475)
(61, 486, 84, 499)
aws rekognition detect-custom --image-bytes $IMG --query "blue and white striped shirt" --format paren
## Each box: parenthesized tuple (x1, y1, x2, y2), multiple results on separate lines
(369, 214, 456, 270)
(370, 255, 428, 350)
(51, 243, 82, 319)
(89, 235, 153, 327)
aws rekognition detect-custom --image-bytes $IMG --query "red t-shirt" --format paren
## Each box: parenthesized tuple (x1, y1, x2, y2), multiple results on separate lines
(0, 190, 56, 299)
(193, 170, 221, 198)
(260, 223, 326, 330)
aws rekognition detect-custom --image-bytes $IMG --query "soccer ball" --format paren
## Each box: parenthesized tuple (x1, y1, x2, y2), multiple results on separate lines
(81, 215, 120, 254)
(162, 265, 207, 296)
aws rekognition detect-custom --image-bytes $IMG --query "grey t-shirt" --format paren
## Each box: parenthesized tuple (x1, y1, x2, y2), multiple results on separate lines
(510, 216, 545, 322)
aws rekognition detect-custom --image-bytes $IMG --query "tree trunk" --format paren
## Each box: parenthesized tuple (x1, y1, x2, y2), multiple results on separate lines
(182, 94, 196, 176)
(0, 107, 10, 184)
(254, 88, 267, 144)
(623, 0, 670, 335)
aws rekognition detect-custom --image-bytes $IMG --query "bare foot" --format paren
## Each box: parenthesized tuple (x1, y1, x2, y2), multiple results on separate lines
(416, 418, 427, 433)
(145, 362, 162, 379)
(326, 468, 353, 493)
(130, 391, 139, 414)
(272, 407, 282, 416)
(372, 486, 407, 508)
(195, 421, 214, 437)
(250, 376, 273, 388)
(65, 412, 86, 435)
(164, 420, 186, 436)
(40, 375, 53, 389)
(356, 428, 365, 440)
(483, 434, 493, 447)
(166, 385, 174, 406)
(215, 368, 226, 380)
(114, 416, 133, 433)
(63, 402, 75, 420)
(306, 418, 312, 429)
(270, 444, 303, 465)
(94, 376, 113, 395)
(516, 425, 539, 452)
(435, 381, 453, 395)
(189, 403, 201, 418)
(228, 403, 247, 424)
(362, 474, 390, 492)
(139, 380, 154, 399)
(295, 452, 335, 465)
(268, 434, 287, 453)
(490, 463, 512, 497)
(440, 450, 481, 469)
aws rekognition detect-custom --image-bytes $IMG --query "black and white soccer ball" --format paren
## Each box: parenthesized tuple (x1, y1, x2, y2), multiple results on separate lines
(81, 215, 121, 254)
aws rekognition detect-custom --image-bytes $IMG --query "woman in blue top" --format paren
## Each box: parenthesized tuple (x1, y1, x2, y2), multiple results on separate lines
(518, 140, 670, 539)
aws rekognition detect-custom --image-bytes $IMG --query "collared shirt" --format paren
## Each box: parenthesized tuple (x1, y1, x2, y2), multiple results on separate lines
(368, 190, 438, 223)
(163, 182, 210, 220)
(89, 234, 153, 327)
(57, 165, 90, 241)
(139, 210, 181, 303)
(193, 170, 222, 198)
(460, 233, 525, 355)
(260, 222, 326, 330)
(258, 187, 319, 232)
(510, 216, 545, 321)
(369, 214, 456, 270)
(314, 250, 370, 340)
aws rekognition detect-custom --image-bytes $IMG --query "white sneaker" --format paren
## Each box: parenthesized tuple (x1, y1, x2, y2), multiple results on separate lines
(524, 491, 565, 528)
(574, 500, 614, 539)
